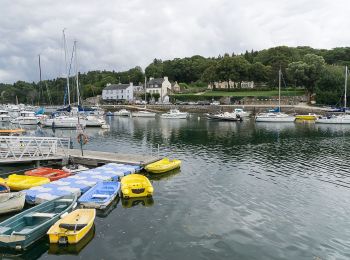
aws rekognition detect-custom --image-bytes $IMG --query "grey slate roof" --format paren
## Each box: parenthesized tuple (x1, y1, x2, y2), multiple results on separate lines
(104, 83, 130, 90)
(148, 78, 164, 87)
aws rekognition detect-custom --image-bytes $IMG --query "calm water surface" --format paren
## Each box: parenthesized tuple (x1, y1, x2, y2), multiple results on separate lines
(1, 116, 350, 260)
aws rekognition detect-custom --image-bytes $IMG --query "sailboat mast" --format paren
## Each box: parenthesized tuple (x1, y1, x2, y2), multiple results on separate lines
(345, 65, 348, 110)
(144, 76, 147, 102)
(38, 54, 42, 105)
(63, 29, 71, 105)
(74, 41, 80, 106)
(278, 68, 281, 111)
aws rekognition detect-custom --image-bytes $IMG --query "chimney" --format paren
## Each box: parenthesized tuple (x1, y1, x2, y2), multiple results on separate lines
(130, 82, 133, 87)
(150, 77, 154, 81)
(106, 83, 111, 86)
(164, 76, 168, 81)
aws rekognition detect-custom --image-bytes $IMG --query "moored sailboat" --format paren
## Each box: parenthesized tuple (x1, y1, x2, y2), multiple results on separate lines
(255, 69, 295, 122)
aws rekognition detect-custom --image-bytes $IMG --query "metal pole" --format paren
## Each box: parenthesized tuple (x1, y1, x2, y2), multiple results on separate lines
(278, 68, 281, 112)
(63, 29, 71, 105)
(345, 65, 348, 110)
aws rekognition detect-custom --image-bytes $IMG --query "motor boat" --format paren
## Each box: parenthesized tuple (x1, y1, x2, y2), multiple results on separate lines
(0, 110, 11, 122)
(114, 109, 131, 117)
(234, 108, 251, 117)
(207, 111, 242, 121)
(11, 111, 39, 125)
(255, 112, 295, 122)
(132, 110, 156, 118)
(84, 115, 107, 127)
(160, 109, 188, 119)
(295, 113, 319, 120)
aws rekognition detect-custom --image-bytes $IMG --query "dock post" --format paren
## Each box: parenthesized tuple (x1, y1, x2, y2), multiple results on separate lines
(151, 144, 153, 156)
(36, 161, 40, 167)
(157, 144, 160, 158)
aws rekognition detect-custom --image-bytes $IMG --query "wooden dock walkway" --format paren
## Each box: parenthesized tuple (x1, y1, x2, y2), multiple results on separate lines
(61, 149, 160, 166)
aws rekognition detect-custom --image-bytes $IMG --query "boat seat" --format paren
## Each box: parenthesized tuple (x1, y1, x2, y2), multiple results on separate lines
(0, 226, 12, 234)
(57, 199, 73, 203)
(31, 212, 56, 218)
(92, 194, 109, 199)
(13, 228, 33, 235)
(55, 205, 67, 212)
(59, 223, 87, 231)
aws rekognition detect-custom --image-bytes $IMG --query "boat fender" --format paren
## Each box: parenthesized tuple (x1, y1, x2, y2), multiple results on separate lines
(77, 133, 88, 144)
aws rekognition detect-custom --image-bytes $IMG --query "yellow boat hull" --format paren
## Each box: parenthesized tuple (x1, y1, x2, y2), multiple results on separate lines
(47, 209, 96, 244)
(121, 174, 153, 198)
(295, 115, 317, 120)
(145, 158, 181, 174)
(6, 174, 50, 191)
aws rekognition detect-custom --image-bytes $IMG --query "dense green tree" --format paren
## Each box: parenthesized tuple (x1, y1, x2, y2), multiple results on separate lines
(315, 65, 345, 105)
(287, 54, 326, 101)
(248, 62, 271, 82)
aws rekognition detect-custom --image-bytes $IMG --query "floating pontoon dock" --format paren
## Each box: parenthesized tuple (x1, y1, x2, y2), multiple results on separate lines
(0, 136, 160, 166)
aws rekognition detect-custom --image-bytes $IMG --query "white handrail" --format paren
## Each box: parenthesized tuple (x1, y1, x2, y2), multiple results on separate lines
(0, 136, 70, 161)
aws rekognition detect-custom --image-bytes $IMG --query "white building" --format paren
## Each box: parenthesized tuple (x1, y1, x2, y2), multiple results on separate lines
(102, 83, 134, 101)
(146, 77, 172, 102)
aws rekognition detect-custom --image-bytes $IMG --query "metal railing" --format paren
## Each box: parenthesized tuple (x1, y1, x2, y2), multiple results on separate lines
(0, 136, 70, 162)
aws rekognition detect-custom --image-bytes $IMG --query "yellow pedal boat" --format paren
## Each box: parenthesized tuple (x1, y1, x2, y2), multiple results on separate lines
(6, 174, 50, 191)
(295, 113, 318, 120)
(47, 209, 96, 245)
(145, 158, 181, 174)
(121, 174, 153, 198)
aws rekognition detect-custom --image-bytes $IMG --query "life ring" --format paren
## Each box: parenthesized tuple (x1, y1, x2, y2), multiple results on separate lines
(77, 133, 89, 145)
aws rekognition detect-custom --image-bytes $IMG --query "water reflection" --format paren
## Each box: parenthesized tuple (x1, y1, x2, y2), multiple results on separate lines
(96, 196, 120, 218)
(121, 197, 154, 208)
(146, 168, 181, 181)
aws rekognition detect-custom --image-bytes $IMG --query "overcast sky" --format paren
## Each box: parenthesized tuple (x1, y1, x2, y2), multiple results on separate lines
(0, 0, 349, 83)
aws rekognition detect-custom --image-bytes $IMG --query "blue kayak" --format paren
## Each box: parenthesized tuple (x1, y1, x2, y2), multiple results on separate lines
(78, 181, 120, 209)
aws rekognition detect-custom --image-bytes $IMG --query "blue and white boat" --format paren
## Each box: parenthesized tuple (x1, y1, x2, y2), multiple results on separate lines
(78, 181, 120, 209)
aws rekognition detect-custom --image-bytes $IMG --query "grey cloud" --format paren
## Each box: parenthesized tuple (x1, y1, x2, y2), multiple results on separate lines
(0, 0, 349, 83)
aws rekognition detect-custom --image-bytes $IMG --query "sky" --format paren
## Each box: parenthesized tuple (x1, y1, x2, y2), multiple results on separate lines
(0, 0, 349, 83)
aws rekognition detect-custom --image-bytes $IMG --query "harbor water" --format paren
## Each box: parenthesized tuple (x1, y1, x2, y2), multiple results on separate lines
(1, 115, 350, 259)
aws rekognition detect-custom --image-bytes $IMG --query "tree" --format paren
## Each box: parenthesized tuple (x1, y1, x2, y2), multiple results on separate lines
(315, 65, 345, 105)
(248, 62, 271, 83)
(287, 54, 326, 101)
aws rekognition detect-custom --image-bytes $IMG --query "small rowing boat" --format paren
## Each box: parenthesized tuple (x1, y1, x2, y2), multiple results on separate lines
(145, 158, 181, 174)
(6, 174, 50, 191)
(78, 181, 120, 209)
(0, 196, 77, 250)
(47, 209, 96, 245)
(0, 192, 25, 215)
(25, 168, 70, 182)
(121, 174, 153, 198)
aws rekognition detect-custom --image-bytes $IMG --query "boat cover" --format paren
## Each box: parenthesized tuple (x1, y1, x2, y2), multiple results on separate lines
(25, 163, 141, 204)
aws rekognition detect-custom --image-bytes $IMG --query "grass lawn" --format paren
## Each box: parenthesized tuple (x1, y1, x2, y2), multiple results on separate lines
(175, 90, 305, 97)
